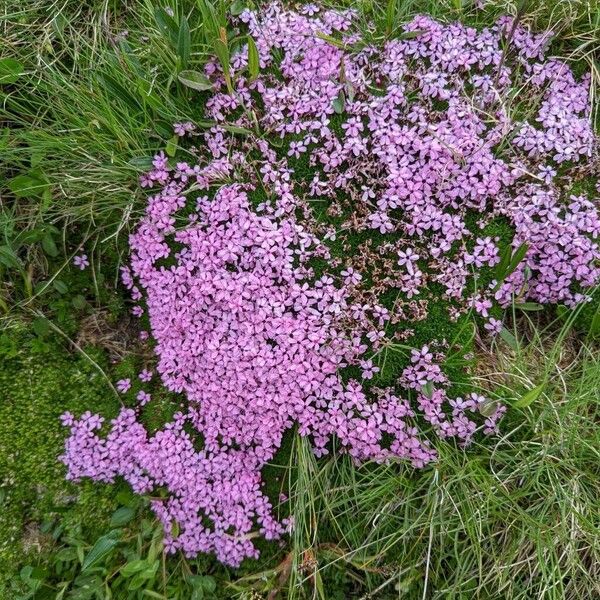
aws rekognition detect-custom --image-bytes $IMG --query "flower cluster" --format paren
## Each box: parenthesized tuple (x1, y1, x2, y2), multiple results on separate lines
(62, 3, 599, 566)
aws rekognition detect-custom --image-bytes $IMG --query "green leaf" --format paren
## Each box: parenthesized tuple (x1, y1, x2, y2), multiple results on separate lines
(479, 399, 500, 418)
(178, 70, 213, 91)
(230, 0, 246, 15)
(0, 245, 20, 269)
(588, 305, 600, 338)
(120, 559, 148, 578)
(32, 317, 50, 337)
(154, 7, 179, 44)
(212, 38, 232, 93)
(504, 242, 529, 280)
(421, 381, 434, 399)
(247, 35, 259, 81)
(188, 575, 216, 593)
(97, 73, 142, 112)
(81, 532, 120, 571)
(514, 302, 543, 311)
(499, 326, 518, 351)
(177, 16, 191, 68)
(315, 32, 346, 49)
(8, 174, 45, 198)
(128, 156, 154, 170)
(0, 57, 25, 84)
(116, 488, 140, 508)
(54, 547, 78, 563)
(110, 506, 136, 527)
(53, 279, 68, 294)
(128, 572, 151, 591)
(332, 89, 345, 114)
(165, 135, 178, 157)
(385, 0, 396, 36)
(513, 382, 545, 408)
(494, 243, 512, 282)
(41, 234, 58, 257)
(72, 295, 87, 310)
(397, 29, 427, 40)
(493, 242, 529, 292)
(201, 576, 216, 593)
(192, 589, 205, 600)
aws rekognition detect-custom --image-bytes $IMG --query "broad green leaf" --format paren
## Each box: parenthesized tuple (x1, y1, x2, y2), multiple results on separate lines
(494, 243, 512, 282)
(0, 245, 20, 269)
(165, 135, 178, 157)
(54, 547, 78, 562)
(513, 382, 545, 408)
(110, 506, 135, 527)
(499, 326, 518, 350)
(316, 32, 346, 49)
(195, 120, 251, 135)
(120, 559, 148, 578)
(116, 488, 140, 508)
(32, 317, 50, 337)
(128, 571, 153, 590)
(192, 589, 205, 600)
(514, 302, 543, 311)
(247, 35, 259, 81)
(53, 279, 68, 294)
(421, 381, 434, 398)
(493, 242, 529, 291)
(479, 399, 500, 418)
(128, 156, 154, 170)
(177, 16, 191, 67)
(72, 295, 87, 310)
(230, 0, 246, 15)
(221, 124, 252, 135)
(0, 57, 24, 84)
(154, 7, 179, 44)
(212, 38, 232, 93)
(8, 174, 45, 198)
(504, 242, 529, 281)
(397, 29, 427, 40)
(81, 532, 120, 571)
(41, 234, 58, 257)
(178, 70, 213, 91)
(332, 89, 345, 114)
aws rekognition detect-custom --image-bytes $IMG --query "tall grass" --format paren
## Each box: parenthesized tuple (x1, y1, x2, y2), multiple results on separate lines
(286, 314, 600, 598)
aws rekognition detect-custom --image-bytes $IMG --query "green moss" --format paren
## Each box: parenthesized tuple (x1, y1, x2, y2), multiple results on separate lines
(0, 331, 121, 591)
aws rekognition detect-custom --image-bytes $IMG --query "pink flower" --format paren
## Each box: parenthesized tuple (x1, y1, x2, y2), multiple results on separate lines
(73, 254, 90, 270)
(139, 369, 153, 382)
(116, 379, 131, 393)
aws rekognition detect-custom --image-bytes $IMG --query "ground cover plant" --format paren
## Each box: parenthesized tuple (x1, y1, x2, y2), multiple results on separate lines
(1, 0, 600, 598)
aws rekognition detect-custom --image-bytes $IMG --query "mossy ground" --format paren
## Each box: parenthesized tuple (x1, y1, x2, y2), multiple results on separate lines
(0, 331, 120, 593)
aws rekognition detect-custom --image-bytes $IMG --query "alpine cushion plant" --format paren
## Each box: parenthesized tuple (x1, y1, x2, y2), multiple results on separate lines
(61, 3, 599, 567)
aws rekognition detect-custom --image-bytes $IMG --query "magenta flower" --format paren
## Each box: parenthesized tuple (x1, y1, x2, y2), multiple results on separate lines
(116, 379, 131, 393)
(59, 3, 599, 568)
(173, 121, 195, 137)
(136, 390, 151, 405)
(139, 369, 153, 382)
(73, 254, 90, 270)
